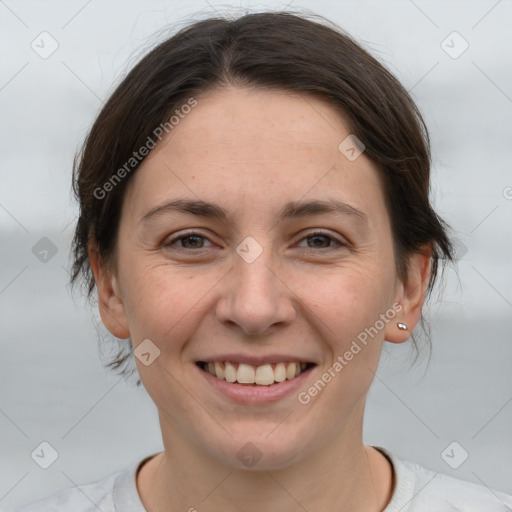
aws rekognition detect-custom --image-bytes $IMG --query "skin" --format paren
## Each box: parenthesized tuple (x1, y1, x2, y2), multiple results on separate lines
(89, 86, 432, 512)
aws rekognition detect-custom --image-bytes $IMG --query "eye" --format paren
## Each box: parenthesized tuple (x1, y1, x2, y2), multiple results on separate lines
(163, 230, 346, 252)
(164, 231, 213, 250)
(296, 230, 345, 250)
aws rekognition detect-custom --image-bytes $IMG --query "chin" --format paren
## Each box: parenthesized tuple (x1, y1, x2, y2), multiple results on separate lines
(207, 427, 311, 471)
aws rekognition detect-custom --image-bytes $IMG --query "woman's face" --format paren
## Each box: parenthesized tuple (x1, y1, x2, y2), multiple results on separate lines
(93, 86, 428, 469)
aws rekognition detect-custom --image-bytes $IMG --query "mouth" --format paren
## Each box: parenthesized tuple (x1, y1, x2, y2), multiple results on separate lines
(196, 360, 316, 386)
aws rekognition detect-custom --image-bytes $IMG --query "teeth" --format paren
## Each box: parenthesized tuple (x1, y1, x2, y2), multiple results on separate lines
(237, 363, 255, 384)
(274, 362, 287, 382)
(214, 361, 225, 379)
(225, 362, 237, 383)
(255, 364, 275, 385)
(286, 362, 297, 380)
(202, 361, 310, 385)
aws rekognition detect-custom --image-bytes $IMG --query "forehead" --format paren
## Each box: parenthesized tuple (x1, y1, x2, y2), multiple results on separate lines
(123, 86, 386, 226)
(164, 86, 358, 165)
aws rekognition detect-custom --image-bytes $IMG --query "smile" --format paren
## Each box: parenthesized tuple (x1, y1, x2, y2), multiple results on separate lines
(197, 361, 315, 386)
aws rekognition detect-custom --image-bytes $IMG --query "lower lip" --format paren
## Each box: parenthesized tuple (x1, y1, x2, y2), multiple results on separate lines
(196, 364, 315, 404)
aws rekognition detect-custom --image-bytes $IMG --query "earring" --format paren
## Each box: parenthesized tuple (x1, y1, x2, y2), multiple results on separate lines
(397, 322, 407, 330)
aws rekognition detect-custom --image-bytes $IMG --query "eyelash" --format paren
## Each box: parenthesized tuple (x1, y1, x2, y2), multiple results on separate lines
(163, 230, 346, 252)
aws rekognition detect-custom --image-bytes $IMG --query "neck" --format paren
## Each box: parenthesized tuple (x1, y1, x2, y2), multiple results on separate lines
(137, 417, 393, 512)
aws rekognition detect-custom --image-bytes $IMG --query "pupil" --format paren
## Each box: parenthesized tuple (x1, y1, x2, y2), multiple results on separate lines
(184, 236, 202, 248)
(310, 235, 328, 248)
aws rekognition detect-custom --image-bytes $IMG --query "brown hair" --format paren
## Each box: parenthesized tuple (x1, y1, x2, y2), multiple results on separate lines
(70, 11, 454, 382)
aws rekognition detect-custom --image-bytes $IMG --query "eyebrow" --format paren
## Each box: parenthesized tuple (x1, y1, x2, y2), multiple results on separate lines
(139, 198, 368, 225)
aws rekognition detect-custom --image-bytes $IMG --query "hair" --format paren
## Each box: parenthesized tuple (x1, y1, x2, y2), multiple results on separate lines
(69, 10, 454, 384)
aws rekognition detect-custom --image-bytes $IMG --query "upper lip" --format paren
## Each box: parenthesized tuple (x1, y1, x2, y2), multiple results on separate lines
(196, 354, 317, 366)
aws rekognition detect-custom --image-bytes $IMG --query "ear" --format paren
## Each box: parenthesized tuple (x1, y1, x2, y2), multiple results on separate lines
(88, 242, 130, 339)
(385, 243, 432, 344)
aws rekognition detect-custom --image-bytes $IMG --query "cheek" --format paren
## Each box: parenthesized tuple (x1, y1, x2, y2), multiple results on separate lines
(119, 261, 221, 346)
(295, 264, 393, 343)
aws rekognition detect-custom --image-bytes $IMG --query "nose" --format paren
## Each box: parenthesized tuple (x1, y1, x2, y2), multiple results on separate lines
(215, 246, 296, 337)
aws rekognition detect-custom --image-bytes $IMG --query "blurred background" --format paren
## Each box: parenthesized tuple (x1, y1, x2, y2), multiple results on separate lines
(1, 0, 511, 509)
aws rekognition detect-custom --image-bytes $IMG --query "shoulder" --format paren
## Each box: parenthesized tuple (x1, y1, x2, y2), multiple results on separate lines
(12, 471, 119, 512)
(403, 459, 512, 511)
(375, 446, 512, 512)
(11, 453, 152, 512)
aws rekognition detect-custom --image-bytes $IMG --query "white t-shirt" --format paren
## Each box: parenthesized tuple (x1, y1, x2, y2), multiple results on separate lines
(12, 446, 512, 511)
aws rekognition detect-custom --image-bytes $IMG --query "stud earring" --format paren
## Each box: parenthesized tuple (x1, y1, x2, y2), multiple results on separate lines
(397, 322, 407, 330)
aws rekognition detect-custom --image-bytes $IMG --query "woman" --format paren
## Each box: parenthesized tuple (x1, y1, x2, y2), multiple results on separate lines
(15, 10, 512, 512)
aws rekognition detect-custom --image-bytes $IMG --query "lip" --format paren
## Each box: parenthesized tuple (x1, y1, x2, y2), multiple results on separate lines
(196, 361, 316, 404)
